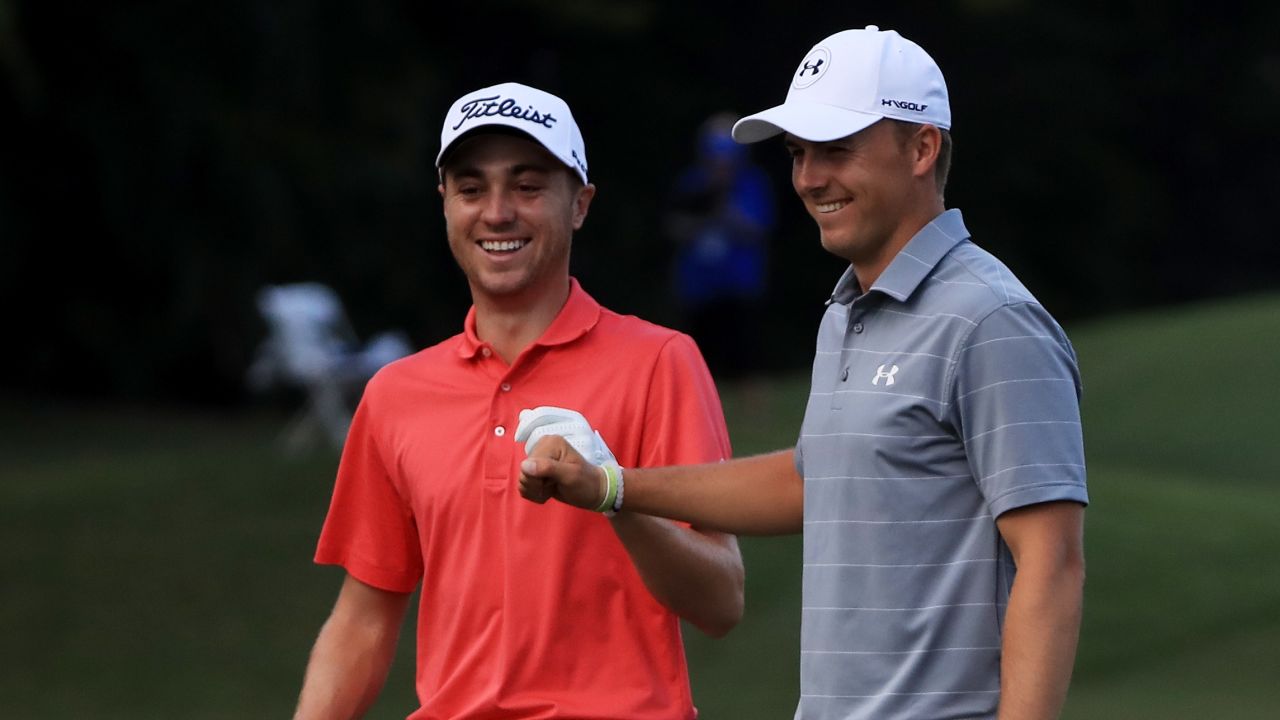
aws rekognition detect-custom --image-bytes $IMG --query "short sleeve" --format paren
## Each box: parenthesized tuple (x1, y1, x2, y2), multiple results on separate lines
(314, 388, 423, 592)
(638, 333, 732, 467)
(950, 302, 1089, 518)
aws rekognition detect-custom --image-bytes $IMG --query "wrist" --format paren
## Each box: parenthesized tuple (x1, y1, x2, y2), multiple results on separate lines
(603, 465, 624, 517)
(593, 464, 623, 515)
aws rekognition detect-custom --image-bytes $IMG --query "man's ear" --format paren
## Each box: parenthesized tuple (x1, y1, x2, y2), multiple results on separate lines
(911, 124, 942, 182)
(571, 183, 597, 231)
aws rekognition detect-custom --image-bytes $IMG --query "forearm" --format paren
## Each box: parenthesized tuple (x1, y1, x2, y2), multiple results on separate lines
(997, 559, 1085, 720)
(294, 579, 409, 720)
(621, 450, 803, 535)
(610, 513, 744, 637)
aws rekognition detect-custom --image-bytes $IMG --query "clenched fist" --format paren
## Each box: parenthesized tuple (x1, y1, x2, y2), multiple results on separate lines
(514, 406, 615, 510)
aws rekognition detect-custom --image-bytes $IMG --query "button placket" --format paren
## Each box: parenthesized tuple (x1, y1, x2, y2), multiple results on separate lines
(484, 411, 512, 486)
(832, 314, 858, 412)
(483, 367, 521, 486)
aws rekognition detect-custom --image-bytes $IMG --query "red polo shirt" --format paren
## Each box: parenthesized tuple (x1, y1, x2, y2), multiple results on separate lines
(315, 279, 731, 719)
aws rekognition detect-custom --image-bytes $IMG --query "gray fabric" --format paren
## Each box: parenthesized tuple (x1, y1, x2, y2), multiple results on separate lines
(794, 209, 1088, 720)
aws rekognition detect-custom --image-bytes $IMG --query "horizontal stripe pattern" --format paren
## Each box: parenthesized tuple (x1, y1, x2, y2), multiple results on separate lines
(794, 210, 1086, 720)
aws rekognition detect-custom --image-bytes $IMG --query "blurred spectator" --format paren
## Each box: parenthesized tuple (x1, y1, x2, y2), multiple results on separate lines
(665, 112, 776, 381)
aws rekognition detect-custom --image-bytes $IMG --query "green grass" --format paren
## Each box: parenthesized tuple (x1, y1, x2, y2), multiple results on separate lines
(1, 293, 1278, 718)
(1059, 293, 1280, 719)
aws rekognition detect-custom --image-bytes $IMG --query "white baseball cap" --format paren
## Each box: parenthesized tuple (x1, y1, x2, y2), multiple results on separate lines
(436, 82, 589, 184)
(733, 25, 950, 144)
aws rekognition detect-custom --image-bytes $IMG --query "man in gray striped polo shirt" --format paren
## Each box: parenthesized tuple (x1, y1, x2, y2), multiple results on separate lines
(519, 25, 1087, 720)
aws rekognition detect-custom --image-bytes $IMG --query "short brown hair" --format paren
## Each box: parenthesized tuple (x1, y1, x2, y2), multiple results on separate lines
(891, 120, 952, 197)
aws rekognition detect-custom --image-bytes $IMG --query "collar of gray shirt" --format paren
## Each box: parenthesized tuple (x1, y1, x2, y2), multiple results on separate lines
(829, 208, 971, 306)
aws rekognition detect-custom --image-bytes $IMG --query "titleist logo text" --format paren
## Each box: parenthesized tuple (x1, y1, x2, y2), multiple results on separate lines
(453, 95, 558, 131)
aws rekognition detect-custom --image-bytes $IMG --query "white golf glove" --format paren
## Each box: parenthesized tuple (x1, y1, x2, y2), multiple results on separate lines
(514, 406, 617, 467)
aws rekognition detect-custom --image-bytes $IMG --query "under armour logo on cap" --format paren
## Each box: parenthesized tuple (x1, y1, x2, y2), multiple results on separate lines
(793, 47, 831, 89)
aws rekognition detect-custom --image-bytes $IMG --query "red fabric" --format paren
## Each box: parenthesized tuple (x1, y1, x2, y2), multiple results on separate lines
(315, 279, 731, 719)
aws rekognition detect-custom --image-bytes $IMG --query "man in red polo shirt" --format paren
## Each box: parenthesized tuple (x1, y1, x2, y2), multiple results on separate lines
(292, 82, 745, 720)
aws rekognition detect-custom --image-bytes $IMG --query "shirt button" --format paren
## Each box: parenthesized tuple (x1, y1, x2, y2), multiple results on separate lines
(500, 383, 512, 392)
(840, 367, 849, 382)
(852, 322, 864, 334)
(480, 347, 492, 358)
(494, 425, 506, 437)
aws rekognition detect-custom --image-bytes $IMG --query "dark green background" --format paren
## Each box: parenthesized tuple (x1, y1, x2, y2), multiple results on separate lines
(2, 0, 1277, 402)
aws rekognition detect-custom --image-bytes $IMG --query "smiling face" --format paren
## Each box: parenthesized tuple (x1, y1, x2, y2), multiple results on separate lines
(785, 120, 934, 272)
(439, 133, 595, 308)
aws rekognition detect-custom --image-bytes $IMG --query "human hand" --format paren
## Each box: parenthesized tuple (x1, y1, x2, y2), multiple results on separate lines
(514, 406, 615, 509)
(513, 406, 617, 465)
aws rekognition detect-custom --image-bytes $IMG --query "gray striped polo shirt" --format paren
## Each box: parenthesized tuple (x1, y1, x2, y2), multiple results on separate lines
(794, 209, 1088, 720)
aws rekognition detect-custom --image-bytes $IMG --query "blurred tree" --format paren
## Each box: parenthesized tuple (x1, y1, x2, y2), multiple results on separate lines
(0, 0, 1275, 402)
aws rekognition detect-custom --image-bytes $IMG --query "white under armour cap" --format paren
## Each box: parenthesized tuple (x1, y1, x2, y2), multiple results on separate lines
(733, 26, 950, 144)
(437, 82, 589, 184)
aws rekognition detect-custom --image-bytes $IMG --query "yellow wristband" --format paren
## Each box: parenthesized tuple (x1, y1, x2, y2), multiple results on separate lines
(593, 464, 618, 513)
(603, 465, 624, 517)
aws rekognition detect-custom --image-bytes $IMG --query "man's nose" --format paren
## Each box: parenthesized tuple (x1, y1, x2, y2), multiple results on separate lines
(481, 190, 516, 225)
(792, 156, 826, 195)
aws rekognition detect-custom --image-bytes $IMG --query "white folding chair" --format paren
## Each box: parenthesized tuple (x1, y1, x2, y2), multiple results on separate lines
(246, 283, 410, 453)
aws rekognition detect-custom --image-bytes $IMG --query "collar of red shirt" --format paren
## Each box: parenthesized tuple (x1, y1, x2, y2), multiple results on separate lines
(456, 277, 602, 360)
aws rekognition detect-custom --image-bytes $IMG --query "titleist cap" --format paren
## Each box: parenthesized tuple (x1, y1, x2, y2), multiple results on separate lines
(437, 82, 589, 184)
(733, 25, 950, 144)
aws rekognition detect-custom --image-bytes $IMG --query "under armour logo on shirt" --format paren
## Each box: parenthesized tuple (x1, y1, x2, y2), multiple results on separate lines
(872, 364, 899, 386)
